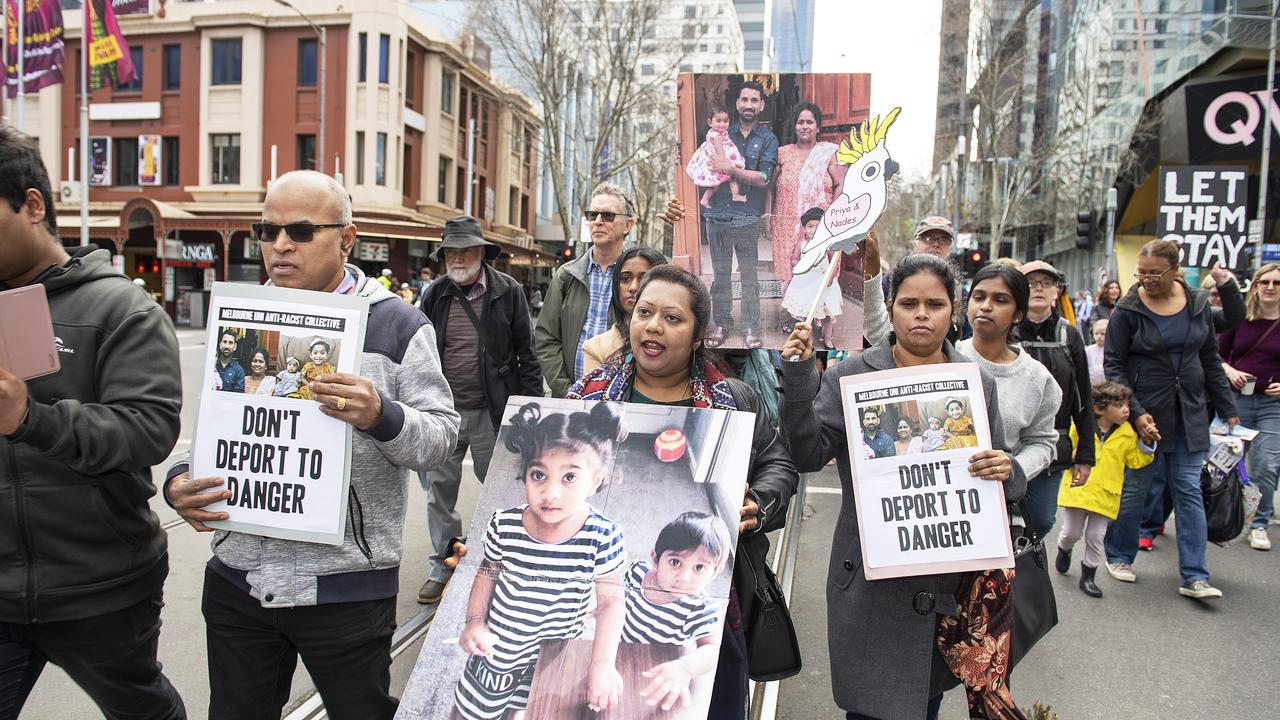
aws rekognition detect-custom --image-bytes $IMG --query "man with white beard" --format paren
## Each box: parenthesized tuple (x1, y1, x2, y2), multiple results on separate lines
(415, 215, 543, 603)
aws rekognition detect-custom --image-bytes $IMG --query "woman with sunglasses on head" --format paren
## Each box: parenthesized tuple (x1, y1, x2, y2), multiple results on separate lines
(1217, 263, 1280, 551)
(1101, 239, 1238, 599)
(580, 246, 668, 377)
(779, 254, 1026, 720)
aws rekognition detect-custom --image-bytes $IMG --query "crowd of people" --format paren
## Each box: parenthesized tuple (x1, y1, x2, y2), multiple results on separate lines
(2, 120, 1275, 720)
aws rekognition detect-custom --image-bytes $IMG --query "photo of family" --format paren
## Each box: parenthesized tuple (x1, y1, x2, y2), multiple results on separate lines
(208, 325, 343, 400)
(396, 399, 753, 720)
(857, 396, 977, 460)
(673, 72, 873, 352)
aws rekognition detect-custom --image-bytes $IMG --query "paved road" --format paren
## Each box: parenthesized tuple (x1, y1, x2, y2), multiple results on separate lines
(26, 334, 1280, 718)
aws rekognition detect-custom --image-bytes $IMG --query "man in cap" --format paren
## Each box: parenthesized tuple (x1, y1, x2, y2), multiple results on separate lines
(909, 215, 957, 258)
(866, 214, 964, 346)
(415, 216, 543, 603)
(1012, 259, 1095, 540)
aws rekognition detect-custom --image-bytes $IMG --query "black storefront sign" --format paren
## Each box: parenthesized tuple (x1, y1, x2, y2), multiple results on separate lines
(1185, 75, 1279, 164)
(1157, 165, 1250, 270)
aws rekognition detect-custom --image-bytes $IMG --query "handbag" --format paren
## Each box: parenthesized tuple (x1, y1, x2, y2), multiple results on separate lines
(735, 531, 801, 681)
(1202, 465, 1245, 544)
(453, 288, 521, 396)
(1008, 500, 1058, 669)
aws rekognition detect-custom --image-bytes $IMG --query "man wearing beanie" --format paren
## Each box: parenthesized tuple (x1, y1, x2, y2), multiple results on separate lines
(415, 215, 543, 603)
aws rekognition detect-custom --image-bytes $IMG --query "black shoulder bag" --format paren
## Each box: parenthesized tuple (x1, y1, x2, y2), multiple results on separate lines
(453, 291, 521, 396)
(1009, 499, 1058, 669)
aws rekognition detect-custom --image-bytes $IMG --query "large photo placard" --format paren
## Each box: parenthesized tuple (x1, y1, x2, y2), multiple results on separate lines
(672, 72, 879, 352)
(191, 283, 369, 545)
(397, 398, 753, 720)
(1156, 165, 1250, 271)
(839, 364, 1013, 580)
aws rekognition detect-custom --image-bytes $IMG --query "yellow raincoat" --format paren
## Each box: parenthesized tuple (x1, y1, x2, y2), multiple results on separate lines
(1058, 422, 1156, 519)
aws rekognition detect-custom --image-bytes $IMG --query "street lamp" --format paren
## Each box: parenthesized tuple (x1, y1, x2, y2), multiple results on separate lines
(275, 0, 326, 174)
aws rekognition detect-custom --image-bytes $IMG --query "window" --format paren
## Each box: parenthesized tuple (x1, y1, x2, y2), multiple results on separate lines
(509, 187, 519, 225)
(378, 34, 390, 83)
(298, 38, 317, 87)
(297, 134, 316, 170)
(684, 4, 696, 18)
(211, 39, 242, 85)
(679, 63, 693, 72)
(1154, 59, 1168, 74)
(404, 52, 414, 101)
(438, 157, 450, 203)
(162, 137, 179, 185)
(163, 44, 180, 90)
(402, 142, 412, 195)
(357, 32, 367, 82)
(355, 131, 365, 184)
(441, 70, 454, 114)
(375, 132, 386, 185)
(114, 137, 138, 185)
(211, 133, 241, 184)
(118, 47, 143, 91)
(641, 64, 654, 76)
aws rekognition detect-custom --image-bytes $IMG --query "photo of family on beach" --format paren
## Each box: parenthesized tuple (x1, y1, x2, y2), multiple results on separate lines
(395, 399, 754, 720)
(208, 326, 343, 400)
(858, 396, 978, 460)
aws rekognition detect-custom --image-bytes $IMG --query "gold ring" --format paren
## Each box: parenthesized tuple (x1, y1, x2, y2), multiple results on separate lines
(336, 397, 347, 411)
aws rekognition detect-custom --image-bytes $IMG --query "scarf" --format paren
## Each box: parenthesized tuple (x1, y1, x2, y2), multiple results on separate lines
(936, 568, 1026, 720)
(568, 354, 737, 410)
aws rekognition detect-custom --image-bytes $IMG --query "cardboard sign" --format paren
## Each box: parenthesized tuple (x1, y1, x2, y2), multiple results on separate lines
(839, 364, 1013, 579)
(191, 283, 368, 545)
(396, 398, 753, 720)
(1156, 165, 1250, 271)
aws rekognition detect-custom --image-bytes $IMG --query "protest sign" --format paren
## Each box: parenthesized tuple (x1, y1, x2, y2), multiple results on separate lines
(191, 283, 368, 545)
(839, 364, 1013, 580)
(1156, 165, 1250, 270)
(672, 72, 872, 352)
(396, 398, 753, 720)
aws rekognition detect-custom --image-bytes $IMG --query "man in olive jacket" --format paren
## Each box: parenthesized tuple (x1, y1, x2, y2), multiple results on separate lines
(0, 127, 185, 718)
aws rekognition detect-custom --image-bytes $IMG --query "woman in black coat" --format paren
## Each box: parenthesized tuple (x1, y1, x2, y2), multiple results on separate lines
(1102, 239, 1238, 599)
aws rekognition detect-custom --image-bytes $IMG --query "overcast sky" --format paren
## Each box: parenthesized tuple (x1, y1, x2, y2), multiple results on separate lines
(810, 0, 943, 179)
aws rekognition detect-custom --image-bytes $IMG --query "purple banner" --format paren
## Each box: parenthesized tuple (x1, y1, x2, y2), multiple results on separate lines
(112, 0, 149, 17)
(3, 0, 67, 98)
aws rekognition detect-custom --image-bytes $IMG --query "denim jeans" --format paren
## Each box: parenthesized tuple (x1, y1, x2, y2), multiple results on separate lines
(1236, 393, 1280, 529)
(1023, 470, 1062, 541)
(1104, 436, 1209, 585)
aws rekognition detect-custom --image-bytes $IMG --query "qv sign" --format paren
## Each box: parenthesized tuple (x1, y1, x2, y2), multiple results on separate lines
(1186, 77, 1280, 163)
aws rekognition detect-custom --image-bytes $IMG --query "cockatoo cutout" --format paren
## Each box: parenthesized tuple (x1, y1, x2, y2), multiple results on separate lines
(792, 107, 902, 276)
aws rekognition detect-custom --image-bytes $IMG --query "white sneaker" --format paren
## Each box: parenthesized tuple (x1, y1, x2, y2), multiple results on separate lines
(1106, 562, 1136, 583)
(1179, 580, 1223, 599)
(1249, 527, 1271, 551)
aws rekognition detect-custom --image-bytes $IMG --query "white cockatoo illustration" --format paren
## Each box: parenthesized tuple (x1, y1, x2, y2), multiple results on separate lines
(792, 107, 902, 276)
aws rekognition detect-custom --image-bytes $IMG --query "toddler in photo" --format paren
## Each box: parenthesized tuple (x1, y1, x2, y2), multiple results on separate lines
(273, 356, 303, 397)
(1056, 380, 1155, 598)
(942, 399, 978, 448)
(454, 402, 628, 720)
(781, 207, 843, 347)
(921, 417, 948, 453)
(685, 105, 746, 208)
(622, 511, 731, 711)
(297, 338, 335, 400)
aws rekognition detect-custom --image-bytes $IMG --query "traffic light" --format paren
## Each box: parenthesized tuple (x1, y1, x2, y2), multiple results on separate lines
(560, 245, 575, 262)
(963, 249, 987, 275)
(1076, 210, 1097, 250)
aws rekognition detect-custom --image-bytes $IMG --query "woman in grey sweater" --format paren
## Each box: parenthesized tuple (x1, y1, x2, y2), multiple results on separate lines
(957, 263, 1062, 481)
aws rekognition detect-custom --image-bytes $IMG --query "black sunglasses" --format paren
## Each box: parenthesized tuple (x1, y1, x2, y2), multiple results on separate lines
(584, 210, 631, 222)
(252, 222, 347, 244)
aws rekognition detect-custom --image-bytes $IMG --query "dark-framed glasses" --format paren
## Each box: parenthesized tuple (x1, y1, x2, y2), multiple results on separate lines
(584, 210, 631, 222)
(252, 222, 347, 244)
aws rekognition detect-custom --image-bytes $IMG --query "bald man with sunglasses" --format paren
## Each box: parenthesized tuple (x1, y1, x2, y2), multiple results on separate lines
(163, 171, 460, 720)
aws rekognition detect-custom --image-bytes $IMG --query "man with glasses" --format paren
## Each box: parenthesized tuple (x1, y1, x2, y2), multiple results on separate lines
(1012, 260, 1095, 541)
(868, 215, 965, 346)
(163, 170, 460, 720)
(536, 182, 635, 396)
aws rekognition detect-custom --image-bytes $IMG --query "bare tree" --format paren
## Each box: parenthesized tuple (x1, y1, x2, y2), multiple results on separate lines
(468, 0, 686, 246)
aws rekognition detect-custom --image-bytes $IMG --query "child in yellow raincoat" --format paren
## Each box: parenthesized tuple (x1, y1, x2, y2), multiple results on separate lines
(1056, 380, 1156, 598)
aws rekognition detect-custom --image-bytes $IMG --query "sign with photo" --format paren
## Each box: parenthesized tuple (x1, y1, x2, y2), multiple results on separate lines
(191, 283, 369, 545)
(396, 398, 753, 720)
(839, 364, 1013, 579)
(673, 72, 885, 352)
(1156, 165, 1251, 271)
(138, 134, 162, 186)
(88, 137, 112, 186)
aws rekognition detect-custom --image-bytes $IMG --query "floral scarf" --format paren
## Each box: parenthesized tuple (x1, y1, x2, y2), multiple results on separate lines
(936, 568, 1026, 720)
(794, 141, 839, 216)
(567, 354, 737, 410)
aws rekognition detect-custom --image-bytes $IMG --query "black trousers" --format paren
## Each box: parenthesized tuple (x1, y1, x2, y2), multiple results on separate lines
(707, 219, 762, 330)
(0, 590, 185, 720)
(201, 567, 397, 720)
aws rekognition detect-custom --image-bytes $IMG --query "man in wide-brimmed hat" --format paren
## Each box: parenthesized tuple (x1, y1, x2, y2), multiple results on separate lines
(416, 215, 544, 603)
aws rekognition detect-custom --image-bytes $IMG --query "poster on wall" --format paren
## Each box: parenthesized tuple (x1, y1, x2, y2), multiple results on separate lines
(395, 398, 753, 720)
(674, 72, 888, 352)
(839, 363, 1014, 580)
(138, 134, 162, 186)
(1156, 165, 1251, 271)
(191, 283, 370, 545)
(88, 137, 112, 186)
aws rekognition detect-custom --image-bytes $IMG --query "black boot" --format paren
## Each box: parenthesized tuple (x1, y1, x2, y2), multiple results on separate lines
(1079, 563, 1103, 598)
(1054, 546, 1071, 574)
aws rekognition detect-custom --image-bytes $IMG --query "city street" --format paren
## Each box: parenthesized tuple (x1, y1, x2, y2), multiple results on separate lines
(23, 329, 1280, 719)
